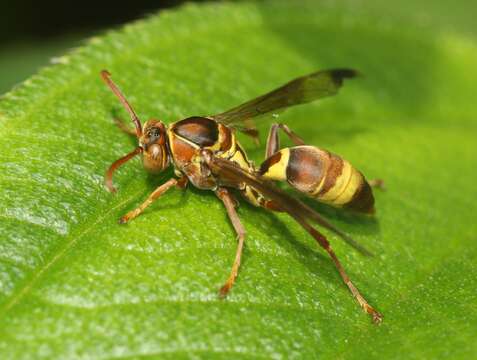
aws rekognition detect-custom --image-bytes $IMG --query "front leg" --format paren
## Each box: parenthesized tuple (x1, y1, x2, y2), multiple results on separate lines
(119, 177, 187, 224)
(215, 187, 246, 297)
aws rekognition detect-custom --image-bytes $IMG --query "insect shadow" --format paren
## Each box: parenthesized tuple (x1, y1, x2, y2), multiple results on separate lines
(144, 169, 191, 210)
(301, 196, 380, 238)
(234, 198, 345, 285)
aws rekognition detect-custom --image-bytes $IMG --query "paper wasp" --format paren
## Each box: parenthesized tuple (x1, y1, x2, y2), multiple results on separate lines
(101, 68, 383, 324)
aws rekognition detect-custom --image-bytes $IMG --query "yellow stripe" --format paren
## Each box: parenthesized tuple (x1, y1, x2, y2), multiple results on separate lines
(228, 148, 250, 170)
(167, 129, 199, 149)
(243, 186, 261, 206)
(334, 167, 363, 205)
(261, 148, 290, 181)
(311, 170, 327, 196)
(319, 160, 352, 202)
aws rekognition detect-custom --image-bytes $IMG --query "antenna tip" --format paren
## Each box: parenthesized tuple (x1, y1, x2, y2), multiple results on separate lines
(100, 69, 111, 79)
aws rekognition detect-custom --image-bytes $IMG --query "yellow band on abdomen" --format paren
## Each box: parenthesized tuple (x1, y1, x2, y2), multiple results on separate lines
(261, 148, 290, 181)
(317, 160, 352, 202)
(333, 167, 364, 205)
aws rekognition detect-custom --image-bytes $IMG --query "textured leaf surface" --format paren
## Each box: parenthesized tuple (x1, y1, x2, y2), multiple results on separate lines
(0, 2, 476, 359)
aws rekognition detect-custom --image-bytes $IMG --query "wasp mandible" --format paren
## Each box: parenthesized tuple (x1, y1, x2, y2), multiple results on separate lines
(101, 68, 383, 324)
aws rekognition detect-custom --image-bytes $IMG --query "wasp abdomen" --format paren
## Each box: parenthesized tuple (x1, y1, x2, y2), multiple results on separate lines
(259, 145, 374, 213)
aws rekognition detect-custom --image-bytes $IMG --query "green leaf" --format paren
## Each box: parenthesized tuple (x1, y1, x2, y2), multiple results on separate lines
(1, 2, 476, 358)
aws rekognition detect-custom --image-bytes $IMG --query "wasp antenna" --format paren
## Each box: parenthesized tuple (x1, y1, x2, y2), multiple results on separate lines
(101, 70, 143, 137)
(105, 147, 143, 193)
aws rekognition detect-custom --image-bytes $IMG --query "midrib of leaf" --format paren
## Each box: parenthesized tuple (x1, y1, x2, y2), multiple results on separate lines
(0, 3, 339, 316)
(0, 187, 150, 315)
(0, 6, 268, 313)
(0, 8, 352, 345)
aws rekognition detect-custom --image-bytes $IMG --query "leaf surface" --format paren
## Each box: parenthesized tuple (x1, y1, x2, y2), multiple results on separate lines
(0, 2, 476, 359)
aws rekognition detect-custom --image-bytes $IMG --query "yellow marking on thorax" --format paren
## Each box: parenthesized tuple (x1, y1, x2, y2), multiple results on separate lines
(167, 128, 202, 177)
(226, 141, 251, 171)
(167, 128, 199, 148)
(207, 125, 227, 152)
(166, 128, 175, 148)
(261, 148, 290, 181)
(217, 126, 237, 157)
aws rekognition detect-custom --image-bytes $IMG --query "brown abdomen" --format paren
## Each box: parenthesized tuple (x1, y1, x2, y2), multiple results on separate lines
(259, 146, 375, 213)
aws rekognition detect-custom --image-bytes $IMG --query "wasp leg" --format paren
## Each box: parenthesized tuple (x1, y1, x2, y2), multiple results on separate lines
(265, 123, 305, 158)
(260, 198, 373, 256)
(119, 177, 187, 224)
(215, 187, 246, 298)
(203, 152, 382, 323)
(295, 214, 382, 323)
(113, 117, 137, 136)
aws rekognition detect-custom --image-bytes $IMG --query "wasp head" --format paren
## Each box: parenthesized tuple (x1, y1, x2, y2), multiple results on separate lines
(101, 70, 172, 193)
(140, 120, 170, 173)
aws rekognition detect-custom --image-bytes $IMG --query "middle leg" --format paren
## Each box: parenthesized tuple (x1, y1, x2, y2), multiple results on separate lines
(119, 177, 187, 224)
(215, 187, 246, 297)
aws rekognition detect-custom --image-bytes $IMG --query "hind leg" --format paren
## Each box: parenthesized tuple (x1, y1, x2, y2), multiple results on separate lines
(259, 124, 374, 255)
(265, 123, 305, 158)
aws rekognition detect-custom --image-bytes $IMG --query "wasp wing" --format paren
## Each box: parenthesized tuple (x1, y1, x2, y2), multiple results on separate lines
(206, 154, 373, 256)
(211, 68, 358, 127)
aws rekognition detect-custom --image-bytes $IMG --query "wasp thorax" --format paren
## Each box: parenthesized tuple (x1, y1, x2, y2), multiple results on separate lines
(140, 119, 170, 173)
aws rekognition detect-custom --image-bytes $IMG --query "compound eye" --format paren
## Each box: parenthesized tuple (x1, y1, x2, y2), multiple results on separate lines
(148, 127, 161, 139)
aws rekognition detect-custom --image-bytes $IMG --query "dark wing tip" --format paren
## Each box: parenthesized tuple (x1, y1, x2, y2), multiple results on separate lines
(329, 68, 360, 85)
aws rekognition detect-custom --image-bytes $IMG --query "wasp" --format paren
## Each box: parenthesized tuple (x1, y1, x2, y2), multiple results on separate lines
(101, 68, 383, 323)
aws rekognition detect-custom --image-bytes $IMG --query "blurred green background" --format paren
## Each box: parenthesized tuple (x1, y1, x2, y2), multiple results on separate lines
(0, 0, 193, 94)
(0, 36, 79, 94)
(0, 1, 476, 359)
(1, 0, 475, 94)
